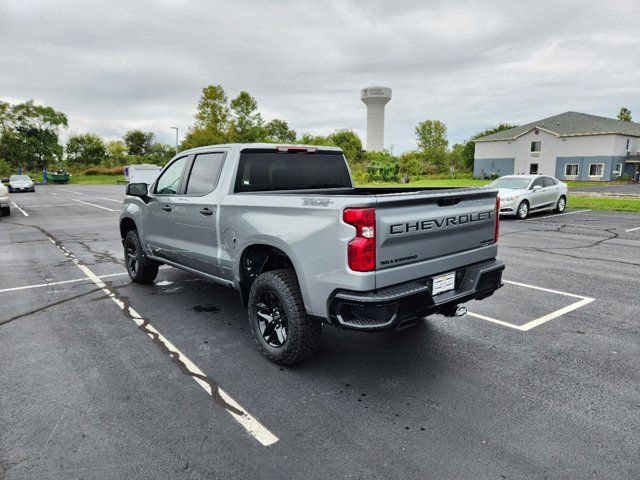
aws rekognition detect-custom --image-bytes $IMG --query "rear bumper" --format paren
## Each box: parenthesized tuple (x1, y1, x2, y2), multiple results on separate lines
(327, 258, 504, 331)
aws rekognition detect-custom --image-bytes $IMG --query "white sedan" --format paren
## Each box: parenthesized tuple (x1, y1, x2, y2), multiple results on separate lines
(488, 175, 569, 219)
(0, 181, 10, 216)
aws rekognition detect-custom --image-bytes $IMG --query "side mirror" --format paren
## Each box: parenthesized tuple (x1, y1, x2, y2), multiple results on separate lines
(532, 185, 542, 191)
(126, 182, 148, 197)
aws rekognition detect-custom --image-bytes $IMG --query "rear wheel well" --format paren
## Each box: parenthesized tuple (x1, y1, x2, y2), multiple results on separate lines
(239, 244, 295, 305)
(120, 218, 137, 243)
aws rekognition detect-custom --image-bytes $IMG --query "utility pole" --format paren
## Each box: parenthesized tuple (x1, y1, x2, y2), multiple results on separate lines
(170, 127, 179, 154)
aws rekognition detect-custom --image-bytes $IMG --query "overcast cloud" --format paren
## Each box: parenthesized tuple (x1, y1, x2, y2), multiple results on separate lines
(1, 0, 639, 152)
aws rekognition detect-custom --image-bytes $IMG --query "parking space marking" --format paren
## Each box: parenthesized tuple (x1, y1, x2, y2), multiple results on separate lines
(625, 226, 640, 233)
(11, 201, 29, 217)
(517, 209, 591, 222)
(0, 272, 128, 294)
(467, 279, 594, 331)
(44, 234, 279, 447)
(101, 198, 123, 203)
(48, 192, 58, 196)
(18, 203, 77, 208)
(59, 189, 83, 195)
(72, 199, 119, 212)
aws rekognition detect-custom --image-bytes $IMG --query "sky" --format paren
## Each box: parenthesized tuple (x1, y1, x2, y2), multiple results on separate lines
(1, 0, 639, 153)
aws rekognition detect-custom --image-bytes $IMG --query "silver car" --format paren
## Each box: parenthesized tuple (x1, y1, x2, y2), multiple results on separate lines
(8, 175, 35, 193)
(488, 175, 568, 219)
(0, 181, 10, 216)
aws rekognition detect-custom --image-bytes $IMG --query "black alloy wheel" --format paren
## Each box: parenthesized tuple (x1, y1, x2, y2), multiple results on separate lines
(256, 291, 289, 348)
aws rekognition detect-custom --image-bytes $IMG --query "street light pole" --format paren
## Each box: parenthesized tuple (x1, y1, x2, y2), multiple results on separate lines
(170, 127, 179, 154)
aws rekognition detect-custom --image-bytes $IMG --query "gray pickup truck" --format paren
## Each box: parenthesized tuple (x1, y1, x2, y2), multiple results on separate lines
(120, 143, 504, 364)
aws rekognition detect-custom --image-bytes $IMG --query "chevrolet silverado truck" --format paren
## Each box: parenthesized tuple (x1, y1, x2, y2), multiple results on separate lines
(120, 144, 504, 365)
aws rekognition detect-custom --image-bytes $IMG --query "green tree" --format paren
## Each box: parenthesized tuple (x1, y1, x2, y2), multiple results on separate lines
(618, 107, 632, 122)
(0, 99, 68, 170)
(327, 129, 363, 163)
(123, 130, 154, 155)
(415, 120, 448, 172)
(229, 91, 266, 142)
(265, 119, 296, 143)
(182, 85, 231, 149)
(194, 85, 230, 133)
(148, 143, 175, 165)
(66, 133, 106, 165)
(105, 140, 128, 166)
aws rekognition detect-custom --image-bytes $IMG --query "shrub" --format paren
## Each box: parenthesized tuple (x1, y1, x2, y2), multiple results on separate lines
(81, 165, 124, 176)
(367, 161, 399, 182)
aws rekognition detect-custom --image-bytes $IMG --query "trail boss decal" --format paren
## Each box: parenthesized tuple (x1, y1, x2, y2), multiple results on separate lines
(389, 210, 493, 235)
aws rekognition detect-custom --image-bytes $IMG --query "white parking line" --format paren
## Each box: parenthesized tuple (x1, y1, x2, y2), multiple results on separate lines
(48, 192, 58, 196)
(625, 226, 640, 233)
(45, 235, 278, 447)
(0, 272, 127, 294)
(101, 197, 123, 203)
(72, 199, 118, 212)
(59, 189, 83, 195)
(518, 209, 591, 222)
(11, 201, 29, 217)
(467, 280, 594, 331)
(18, 204, 77, 208)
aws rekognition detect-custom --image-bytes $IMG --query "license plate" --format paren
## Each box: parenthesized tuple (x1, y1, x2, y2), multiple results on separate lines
(432, 271, 455, 296)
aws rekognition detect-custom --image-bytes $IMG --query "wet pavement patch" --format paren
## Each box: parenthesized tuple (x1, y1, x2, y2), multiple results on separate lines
(192, 304, 221, 314)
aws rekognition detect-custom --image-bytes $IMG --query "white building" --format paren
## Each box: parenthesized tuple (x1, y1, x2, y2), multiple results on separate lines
(474, 111, 640, 180)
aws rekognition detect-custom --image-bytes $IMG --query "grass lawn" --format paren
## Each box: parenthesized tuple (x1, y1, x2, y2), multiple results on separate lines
(569, 196, 640, 212)
(69, 174, 124, 185)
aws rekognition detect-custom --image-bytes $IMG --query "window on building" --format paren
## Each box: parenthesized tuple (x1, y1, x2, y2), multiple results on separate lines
(626, 138, 630, 151)
(529, 163, 539, 174)
(530, 141, 542, 152)
(564, 164, 579, 176)
(588, 163, 604, 177)
(613, 163, 622, 176)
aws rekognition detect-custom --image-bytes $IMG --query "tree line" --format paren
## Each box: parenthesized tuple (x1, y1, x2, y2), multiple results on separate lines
(2, 91, 633, 181)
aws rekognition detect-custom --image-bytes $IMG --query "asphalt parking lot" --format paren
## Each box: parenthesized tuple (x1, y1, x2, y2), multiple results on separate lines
(1, 185, 639, 479)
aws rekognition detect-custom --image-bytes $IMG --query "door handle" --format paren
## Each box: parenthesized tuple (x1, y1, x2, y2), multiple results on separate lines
(162, 205, 172, 212)
(199, 208, 213, 216)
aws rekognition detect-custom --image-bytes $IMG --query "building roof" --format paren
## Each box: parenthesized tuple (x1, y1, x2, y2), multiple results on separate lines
(475, 111, 640, 142)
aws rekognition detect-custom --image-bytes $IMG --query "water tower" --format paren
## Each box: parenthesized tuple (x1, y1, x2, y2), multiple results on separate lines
(361, 86, 392, 151)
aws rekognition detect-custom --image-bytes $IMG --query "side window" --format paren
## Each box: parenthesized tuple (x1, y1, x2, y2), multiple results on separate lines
(531, 177, 544, 189)
(543, 177, 556, 187)
(154, 156, 188, 194)
(186, 152, 225, 195)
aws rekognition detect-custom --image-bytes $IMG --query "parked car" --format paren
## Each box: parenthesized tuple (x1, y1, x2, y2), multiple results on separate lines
(488, 175, 568, 220)
(8, 175, 35, 192)
(120, 144, 504, 364)
(0, 181, 10, 216)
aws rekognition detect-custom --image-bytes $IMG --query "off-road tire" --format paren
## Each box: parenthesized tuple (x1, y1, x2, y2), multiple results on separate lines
(124, 230, 159, 284)
(516, 200, 529, 220)
(248, 269, 321, 365)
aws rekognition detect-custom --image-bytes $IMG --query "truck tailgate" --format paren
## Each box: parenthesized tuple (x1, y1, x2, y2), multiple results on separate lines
(374, 188, 499, 289)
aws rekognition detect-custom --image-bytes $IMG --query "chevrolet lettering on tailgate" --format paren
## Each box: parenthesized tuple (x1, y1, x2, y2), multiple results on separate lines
(389, 210, 494, 235)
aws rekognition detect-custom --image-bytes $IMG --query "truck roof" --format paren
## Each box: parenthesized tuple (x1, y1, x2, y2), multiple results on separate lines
(179, 143, 343, 156)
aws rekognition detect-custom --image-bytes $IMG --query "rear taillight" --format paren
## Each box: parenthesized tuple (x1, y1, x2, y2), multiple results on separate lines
(343, 208, 376, 272)
(494, 196, 500, 243)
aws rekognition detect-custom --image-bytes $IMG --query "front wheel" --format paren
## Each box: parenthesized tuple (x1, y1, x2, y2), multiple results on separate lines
(124, 230, 159, 284)
(516, 201, 529, 220)
(248, 269, 321, 365)
(555, 196, 566, 213)
(0, 207, 9, 216)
